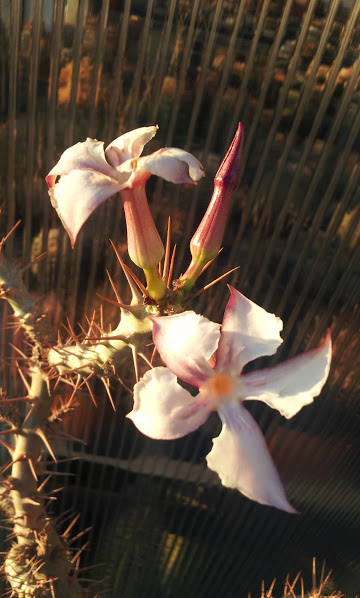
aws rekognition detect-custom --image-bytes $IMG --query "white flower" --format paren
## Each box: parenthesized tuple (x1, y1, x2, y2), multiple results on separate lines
(128, 286, 332, 512)
(46, 126, 204, 247)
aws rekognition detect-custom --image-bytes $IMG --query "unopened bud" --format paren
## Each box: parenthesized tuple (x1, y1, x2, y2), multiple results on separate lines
(179, 123, 243, 292)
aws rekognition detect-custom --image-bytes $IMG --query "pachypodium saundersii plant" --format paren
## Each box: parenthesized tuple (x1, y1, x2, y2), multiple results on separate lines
(0, 123, 331, 597)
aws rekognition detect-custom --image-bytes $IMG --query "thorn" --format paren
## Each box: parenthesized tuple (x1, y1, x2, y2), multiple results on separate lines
(199, 247, 223, 275)
(49, 485, 64, 494)
(76, 321, 89, 341)
(86, 315, 103, 335)
(0, 220, 21, 252)
(50, 579, 56, 598)
(52, 372, 62, 390)
(0, 455, 23, 475)
(16, 363, 31, 394)
(185, 266, 240, 302)
(80, 333, 127, 344)
(0, 396, 31, 403)
(67, 374, 82, 407)
(27, 456, 38, 481)
(1, 322, 23, 334)
(289, 572, 301, 592)
(266, 578, 276, 598)
(71, 562, 105, 573)
(62, 513, 81, 538)
(0, 439, 14, 455)
(18, 252, 47, 274)
(312, 557, 316, 594)
(109, 239, 146, 299)
(124, 262, 148, 298)
(31, 560, 46, 576)
(35, 428, 57, 462)
(22, 497, 41, 506)
(0, 428, 18, 436)
(167, 244, 177, 287)
(99, 303, 104, 330)
(23, 404, 37, 425)
(54, 363, 93, 378)
(162, 217, 172, 282)
(67, 526, 92, 545)
(285, 580, 297, 598)
(96, 293, 133, 311)
(37, 474, 52, 493)
(116, 374, 133, 395)
(106, 269, 124, 305)
(131, 346, 139, 383)
(150, 346, 157, 365)
(66, 318, 82, 347)
(85, 311, 96, 338)
(70, 541, 89, 564)
(83, 376, 97, 407)
(8, 343, 28, 360)
(101, 377, 115, 411)
(48, 429, 86, 444)
(138, 352, 153, 369)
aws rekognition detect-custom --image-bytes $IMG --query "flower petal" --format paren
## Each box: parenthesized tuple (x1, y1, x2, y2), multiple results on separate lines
(105, 126, 158, 168)
(151, 311, 220, 387)
(127, 367, 212, 439)
(242, 330, 332, 419)
(206, 402, 296, 513)
(46, 138, 115, 188)
(216, 286, 283, 375)
(49, 169, 123, 246)
(121, 147, 205, 185)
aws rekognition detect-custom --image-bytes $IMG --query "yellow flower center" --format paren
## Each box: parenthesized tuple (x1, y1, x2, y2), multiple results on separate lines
(206, 373, 235, 408)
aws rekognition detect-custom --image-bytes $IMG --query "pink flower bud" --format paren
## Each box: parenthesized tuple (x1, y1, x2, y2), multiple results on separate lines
(179, 123, 243, 291)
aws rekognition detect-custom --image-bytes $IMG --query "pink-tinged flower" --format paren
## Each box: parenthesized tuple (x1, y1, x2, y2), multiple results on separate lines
(178, 123, 243, 292)
(128, 286, 332, 512)
(46, 126, 204, 257)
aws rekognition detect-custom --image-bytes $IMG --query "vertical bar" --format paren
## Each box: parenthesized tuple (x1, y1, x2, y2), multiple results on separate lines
(23, 0, 42, 274)
(166, 0, 201, 145)
(66, 0, 88, 146)
(194, 0, 248, 155)
(106, 0, 131, 142)
(88, 0, 110, 138)
(128, 0, 155, 128)
(43, 0, 65, 296)
(150, 0, 178, 124)
(183, 0, 224, 153)
(6, 0, 21, 256)
(225, 0, 272, 147)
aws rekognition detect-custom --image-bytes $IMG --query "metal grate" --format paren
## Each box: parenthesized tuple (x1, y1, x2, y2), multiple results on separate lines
(0, 0, 359, 596)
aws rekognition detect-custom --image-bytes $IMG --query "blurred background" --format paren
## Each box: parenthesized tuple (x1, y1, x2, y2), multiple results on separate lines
(0, 0, 360, 596)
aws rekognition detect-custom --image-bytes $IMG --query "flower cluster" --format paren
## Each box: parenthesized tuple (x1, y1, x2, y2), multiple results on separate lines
(47, 124, 332, 513)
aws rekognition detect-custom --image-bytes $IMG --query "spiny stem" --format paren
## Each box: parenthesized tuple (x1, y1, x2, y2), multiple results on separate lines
(0, 251, 51, 346)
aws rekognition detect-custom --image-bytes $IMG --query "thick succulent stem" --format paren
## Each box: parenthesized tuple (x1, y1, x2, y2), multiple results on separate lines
(0, 251, 88, 596)
(48, 306, 153, 378)
(4, 366, 86, 597)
